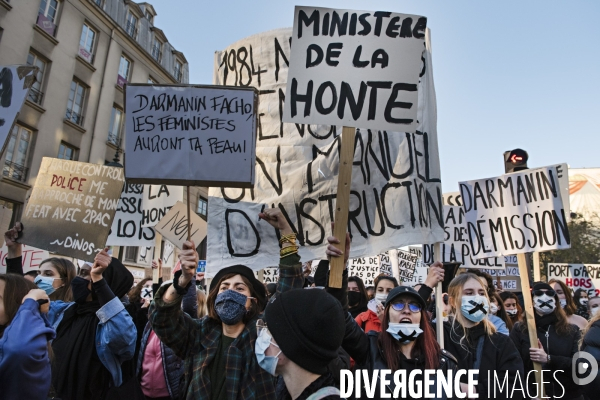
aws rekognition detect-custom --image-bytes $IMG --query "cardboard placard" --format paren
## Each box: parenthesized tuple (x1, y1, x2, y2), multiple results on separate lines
(140, 185, 183, 227)
(124, 84, 258, 187)
(0, 244, 49, 273)
(20, 158, 124, 261)
(459, 164, 570, 258)
(348, 256, 380, 286)
(155, 201, 207, 250)
(423, 206, 505, 269)
(263, 266, 279, 283)
(547, 263, 600, 297)
(0, 65, 36, 155)
(107, 182, 156, 247)
(207, 27, 442, 276)
(283, 7, 426, 132)
(397, 250, 418, 282)
(379, 251, 393, 275)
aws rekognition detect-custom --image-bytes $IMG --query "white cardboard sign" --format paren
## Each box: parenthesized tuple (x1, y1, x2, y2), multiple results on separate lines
(207, 28, 443, 276)
(124, 84, 258, 187)
(0, 244, 49, 274)
(107, 182, 156, 247)
(140, 185, 183, 227)
(348, 256, 380, 286)
(0, 66, 36, 154)
(547, 263, 600, 297)
(155, 201, 207, 250)
(459, 164, 571, 258)
(283, 7, 426, 132)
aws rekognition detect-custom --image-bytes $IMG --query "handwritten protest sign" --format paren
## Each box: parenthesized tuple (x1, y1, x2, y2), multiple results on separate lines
(263, 267, 279, 284)
(283, 7, 426, 132)
(397, 250, 418, 282)
(0, 244, 49, 274)
(207, 27, 442, 276)
(20, 158, 124, 261)
(459, 164, 570, 258)
(141, 185, 183, 227)
(107, 182, 155, 247)
(547, 263, 600, 297)
(481, 261, 522, 292)
(124, 84, 258, 187)
(422, 206, 505, 269)
(348, 256, 380, 286)
(155, 201, 207, 250)
(0, 66, 36, 154)
(379, 251, 392, 275)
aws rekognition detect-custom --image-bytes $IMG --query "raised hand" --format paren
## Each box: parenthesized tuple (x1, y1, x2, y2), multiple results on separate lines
(178, 240, 198, 287)
(259, 207, 293, 236)
(424, 261, 445, 289)
(326, 223, 351, 266)
(91, 247, 112, 282)
(22, 288, 50, 313)
(4, 222, 23, 258)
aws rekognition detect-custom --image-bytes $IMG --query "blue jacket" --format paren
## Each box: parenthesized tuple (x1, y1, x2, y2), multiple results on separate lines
(0, 299, 56, 400)
(489, 314, 509, 335)
(47, 297, 136, 387)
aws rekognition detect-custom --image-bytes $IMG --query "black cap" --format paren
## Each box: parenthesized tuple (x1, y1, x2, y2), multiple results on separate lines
(210, 265, 267, 310)
(385, 286, 426, 310)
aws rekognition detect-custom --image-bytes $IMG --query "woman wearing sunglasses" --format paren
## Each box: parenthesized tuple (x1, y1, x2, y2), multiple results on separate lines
(510, 282, 583, 399)
(443, 273, 524, 399)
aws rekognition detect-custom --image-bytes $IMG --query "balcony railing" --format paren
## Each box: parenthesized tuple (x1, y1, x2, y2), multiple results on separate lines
(65, 108, 84, 125)
(125, 21, 137, 39)
(2, 161, 28, 182)
(27, 87, 44, 105)
(151, 45, 162, 62)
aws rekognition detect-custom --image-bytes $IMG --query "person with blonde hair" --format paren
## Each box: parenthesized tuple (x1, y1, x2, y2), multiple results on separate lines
(580, 296, 600, 398)
(549, 279, 587, 329)
(443, 273, 524, 399)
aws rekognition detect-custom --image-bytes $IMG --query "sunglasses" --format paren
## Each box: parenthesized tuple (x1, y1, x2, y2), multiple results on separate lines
(533, 289, 556, 297)
(390, 301, 422, 313)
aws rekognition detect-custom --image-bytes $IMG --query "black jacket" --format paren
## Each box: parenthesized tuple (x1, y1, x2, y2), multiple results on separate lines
(442, 320, 525, 400)
(580, 319, 600, 398)
(276, 372, 340, 400)
(510, 318, 582, 399)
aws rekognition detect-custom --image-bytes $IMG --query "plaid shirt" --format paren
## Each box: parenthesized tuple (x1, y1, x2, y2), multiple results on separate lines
(149, 256, 304, 400)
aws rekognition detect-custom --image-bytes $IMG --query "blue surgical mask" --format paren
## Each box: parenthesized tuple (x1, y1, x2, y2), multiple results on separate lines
(215, 290, 249, 325)
(254, 329, 281, 376)
(461, 295, 489, 323)
(34, 275, 61, 295)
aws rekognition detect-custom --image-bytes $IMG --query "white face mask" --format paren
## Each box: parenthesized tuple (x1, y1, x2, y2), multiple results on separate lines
(591, 307, 600, 317)
(534, 295, 556, 315)
(580, 299, 589, 306)
(559, 299, 567, 308)
(375, 293, 388, 304)
(489, 303, 498, 315)
(461, 295, 489, 323)
(387, 323, 423, 343)
(506, 309, 518, 317)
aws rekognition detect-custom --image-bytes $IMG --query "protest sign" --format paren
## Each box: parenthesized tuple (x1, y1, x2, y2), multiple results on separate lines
(20, 158, 123, 261)
(263, 267, 279, 283)
(283, 7, 426, 132)
(459, 164, 570, 259)
(107, 182, 156, 247)
(207, 27, 442, 276)
(547, 263, 600, 297)
(141, 185, 183, 227)
(155, 201, 207, 250)
(124, 84, 258, 188)
(0, 66, 36, 155)
(0, 244, 49, 274)
(422, 206, 505, 269)
(379, 251, 392, 275)
(397, 250, 418, 282)
(348, 256, 380, 286)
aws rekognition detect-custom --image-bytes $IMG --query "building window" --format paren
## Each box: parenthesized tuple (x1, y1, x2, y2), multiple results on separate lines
(145, 10, 154, 24)
(26, 51, 47, 105)
(197, 197, 207, 218)
(124, 246, 138, 262)
(108, 106, 123, 145)
(94, 0, 104, 8)
(57, 142, 77, 160)
(2, 125, 32, 182)
(174, 59, 183, 82)
(148, 76, 157, 84)
(151, 37, 162, 62)
(126, 11, 138, 39)
(39, 0, 59, 23)
(66, 80, 86, 125)
(78, 23, 96, 63)
(117, 55, 131, 87)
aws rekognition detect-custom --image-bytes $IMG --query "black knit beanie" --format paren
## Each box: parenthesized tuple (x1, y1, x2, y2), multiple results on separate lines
(264, 289, 345, 374)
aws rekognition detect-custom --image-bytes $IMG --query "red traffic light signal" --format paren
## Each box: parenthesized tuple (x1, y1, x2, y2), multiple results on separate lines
(504, 149, 528, 173)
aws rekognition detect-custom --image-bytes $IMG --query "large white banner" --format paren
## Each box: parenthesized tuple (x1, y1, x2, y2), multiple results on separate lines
(0, 66, 36, 154)
(207, 28, 442, 275)
(459, 164, 570, 258)
(283, 7, 425, 132)
(548, 263, 600, 297)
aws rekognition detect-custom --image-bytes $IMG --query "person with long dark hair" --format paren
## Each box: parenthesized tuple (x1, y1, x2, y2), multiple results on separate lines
(500, 291, 523, 325)
(550, 279, 587, 329)
(0, 274, 55, 400)
(347, 275, 369, 318)
(510, 282, 583, 399)
(573, 288, 590, 320)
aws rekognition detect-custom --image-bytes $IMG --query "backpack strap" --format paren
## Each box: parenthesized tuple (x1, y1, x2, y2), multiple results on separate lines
(306, 386, 341, 400)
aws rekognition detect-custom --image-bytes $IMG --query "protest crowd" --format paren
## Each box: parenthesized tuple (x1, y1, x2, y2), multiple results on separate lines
(1, 4, 599, 400)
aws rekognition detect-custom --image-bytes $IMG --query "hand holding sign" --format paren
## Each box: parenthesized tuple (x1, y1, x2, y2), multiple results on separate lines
(424, 262, 444, 289)
(178, 240, 198, 287)
(258, 208, 293, 236)
(4, 222, 23, 258)
(91, 248, 112, 282)
(326, 224, 351, 266)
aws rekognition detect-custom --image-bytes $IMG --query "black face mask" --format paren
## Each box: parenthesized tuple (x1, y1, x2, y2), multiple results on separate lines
(71, 276, 91, 304)
(348, 291, 361, 307)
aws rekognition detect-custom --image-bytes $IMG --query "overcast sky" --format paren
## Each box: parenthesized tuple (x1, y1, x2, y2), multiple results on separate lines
(148, 0, 599, 192)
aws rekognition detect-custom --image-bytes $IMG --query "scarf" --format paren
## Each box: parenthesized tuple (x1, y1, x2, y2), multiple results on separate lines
(51, 258, 133, 400)
(535, 312, 558, 329)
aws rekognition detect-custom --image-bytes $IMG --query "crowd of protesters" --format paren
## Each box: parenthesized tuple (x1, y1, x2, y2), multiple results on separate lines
(1, 209, 600, 400)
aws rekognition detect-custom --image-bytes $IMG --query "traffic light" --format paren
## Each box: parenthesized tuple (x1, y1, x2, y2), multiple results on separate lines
(504, 148, 528, 173)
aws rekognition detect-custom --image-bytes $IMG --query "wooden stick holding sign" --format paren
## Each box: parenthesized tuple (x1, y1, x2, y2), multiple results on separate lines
(186, 186, 191, 242)
(153, 232, 162, 284)
(517, 253, 545, 398)
(329, 127, 356, 288)
(434, 243, 444, 347)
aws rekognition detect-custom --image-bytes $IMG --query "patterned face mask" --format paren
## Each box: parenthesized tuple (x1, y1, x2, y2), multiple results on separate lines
(460, 295, 489, 323)
(534, 295, 556, 315)
(141, 287, 153, 300)
(215, 289, 249, 325)
(386, 323, 423, 344)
